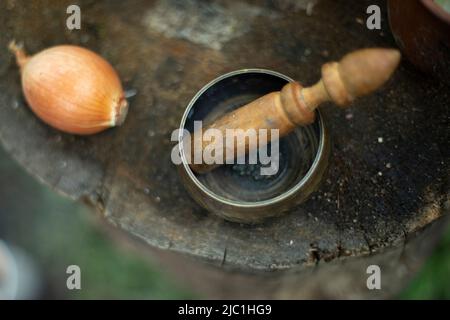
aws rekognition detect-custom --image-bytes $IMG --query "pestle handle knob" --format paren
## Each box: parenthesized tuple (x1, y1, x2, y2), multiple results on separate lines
(189, 48, 401, 174)
(302, 48, 401, 109)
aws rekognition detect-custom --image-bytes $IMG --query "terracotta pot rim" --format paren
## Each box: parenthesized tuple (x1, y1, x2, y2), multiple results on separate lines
(421, 0, 450, 24)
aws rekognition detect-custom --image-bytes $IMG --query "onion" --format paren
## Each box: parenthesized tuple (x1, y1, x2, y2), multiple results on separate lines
(9, 41, 128, 135)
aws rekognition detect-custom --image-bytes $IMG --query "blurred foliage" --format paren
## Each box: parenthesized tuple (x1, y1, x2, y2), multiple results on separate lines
(400, 225, 450, 299)
(33, 196, 196, 299)
(0, 146, 193, 299)
(436, 0, 450, 13)
(0, 145, 448, 299)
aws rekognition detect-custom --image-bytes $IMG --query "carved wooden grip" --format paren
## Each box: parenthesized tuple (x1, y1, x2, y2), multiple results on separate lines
(189, 48, 401, 174)
(307, 48, 401, 107)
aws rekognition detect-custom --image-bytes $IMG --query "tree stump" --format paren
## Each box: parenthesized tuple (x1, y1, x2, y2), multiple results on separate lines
(0, 0, 448, 298)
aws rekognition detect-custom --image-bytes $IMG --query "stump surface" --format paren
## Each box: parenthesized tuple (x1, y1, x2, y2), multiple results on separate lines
(0, 0, 448, 273)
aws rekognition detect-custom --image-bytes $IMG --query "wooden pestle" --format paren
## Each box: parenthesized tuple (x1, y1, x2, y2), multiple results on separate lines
(189, 48, 401, 174)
